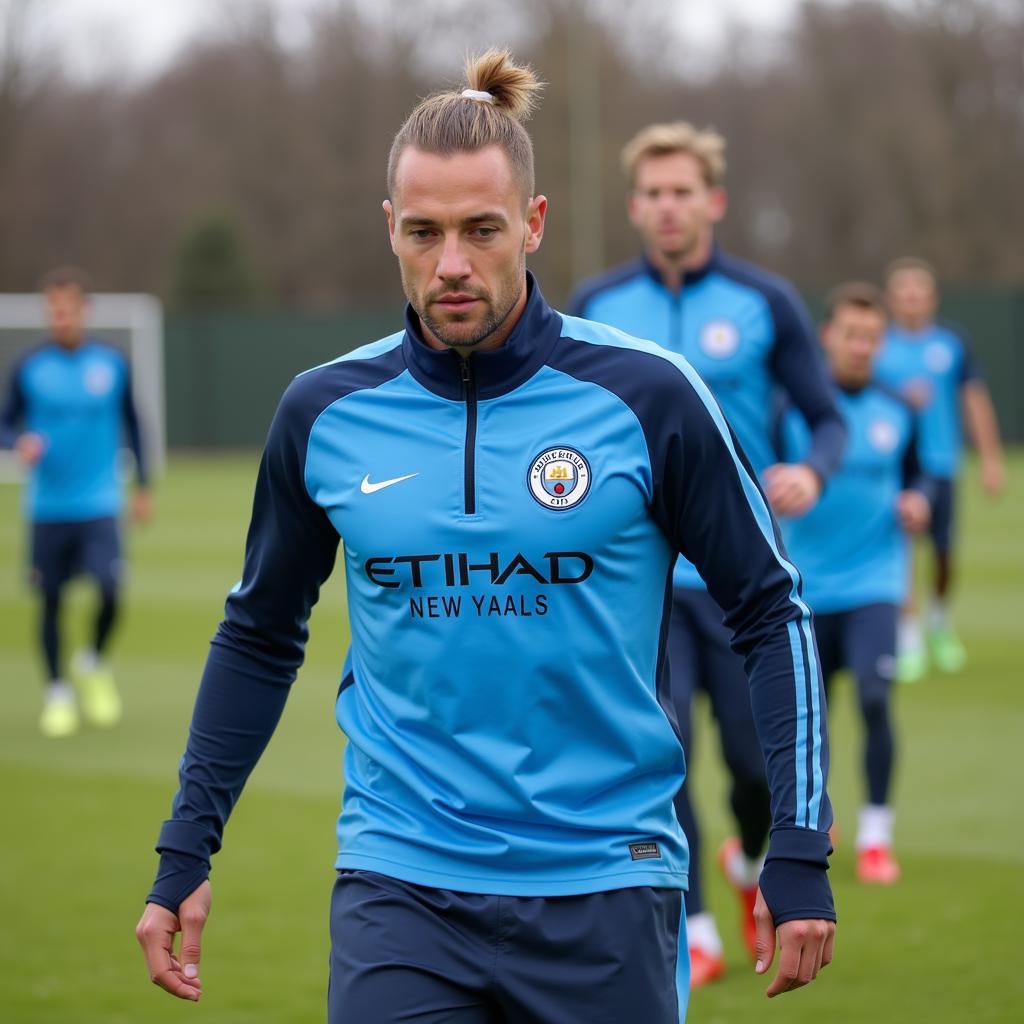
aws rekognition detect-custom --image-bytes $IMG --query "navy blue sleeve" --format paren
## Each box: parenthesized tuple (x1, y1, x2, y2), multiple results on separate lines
(147, 376, 341, 911)
(655, 375, 834, 925)
(901, 411, 938, 505)
(550, 335, 834, 925)
(769, 396, 792, 464)
(765, 283, 847, 482)
(565, 262, 644, 320)
(564, 286, 588, 318)
(565, 281, 597, 318)
(953, 327, 984, 384)
(0, 362, 27, 448)
(120, 361, 149, 486)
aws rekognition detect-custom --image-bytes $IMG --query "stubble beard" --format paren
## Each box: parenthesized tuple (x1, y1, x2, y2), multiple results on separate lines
(407, 252, 526, 352)
(420, 301, 509, 351)
(657, 226, 699, 266)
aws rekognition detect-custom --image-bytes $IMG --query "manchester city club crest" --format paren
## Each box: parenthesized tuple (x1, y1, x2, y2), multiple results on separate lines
(84, 362, 115, 396)
(924, 341, 954, 374)
(528, 447, 591, 510)
(699, 320, 739, 358)
(868, 418, 899, 454)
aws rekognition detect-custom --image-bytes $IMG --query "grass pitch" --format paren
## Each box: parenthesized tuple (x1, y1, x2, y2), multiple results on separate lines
(1, 452, 1021, 1023)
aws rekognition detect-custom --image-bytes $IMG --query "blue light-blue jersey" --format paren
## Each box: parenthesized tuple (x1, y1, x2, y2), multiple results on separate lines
(874, 322, 981, 479)
(569, 248, 845, 591)
(776, 383, 931, 613)
(149, 277, 834, 924)
(0, 339, 147, 522)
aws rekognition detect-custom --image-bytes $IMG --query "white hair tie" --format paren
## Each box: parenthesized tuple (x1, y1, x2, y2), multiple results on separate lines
(461, 88, 496, 104)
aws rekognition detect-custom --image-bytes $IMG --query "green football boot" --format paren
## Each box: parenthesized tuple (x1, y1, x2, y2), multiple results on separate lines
(39, 687, 80, 738)
(72, 652, 123, 728)
(928, 627, 967, 674)
(896, 648, 928, 685)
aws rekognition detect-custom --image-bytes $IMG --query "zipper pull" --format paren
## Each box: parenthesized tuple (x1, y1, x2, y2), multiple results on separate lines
(461, 357, 472, 387)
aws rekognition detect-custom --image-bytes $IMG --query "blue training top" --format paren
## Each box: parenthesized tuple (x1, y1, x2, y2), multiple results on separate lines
(149, 276, 834, 926)
(776, 382, 934, 613)
(569, 247, 845, 591)
(874, 321, 982, 480)
(0, 339, 147, 522)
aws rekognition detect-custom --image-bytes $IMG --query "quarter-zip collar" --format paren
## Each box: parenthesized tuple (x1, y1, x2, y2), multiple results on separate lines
(641, 243, 720, 291)
(402, 272, 562, 401)
(46, 336, 90, 356)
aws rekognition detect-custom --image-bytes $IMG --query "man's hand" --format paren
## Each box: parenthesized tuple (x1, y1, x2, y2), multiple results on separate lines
(131, 487, 155, 524)
(896, 490, 930, 534)
(980, 457, 1005, 498)
(135, 881, 211, 1002)
(902, 378, 933, 411)
(752, 888, 834, 998)
(763, 463, 822, 518)
(15, 432, 45, 466)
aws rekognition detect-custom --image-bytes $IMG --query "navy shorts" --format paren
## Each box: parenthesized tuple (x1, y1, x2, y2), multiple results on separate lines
(814, 603, 898, 696)
(928, 478, 955, 554)
(328, 870, 689, 1023)
(29, 516, 122, 593)
(668, 587, 765, 786)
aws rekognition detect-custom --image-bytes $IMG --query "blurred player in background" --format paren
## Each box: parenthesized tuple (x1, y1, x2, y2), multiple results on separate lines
(0, 267, 152, 737)
(877, 258, 1005, 682)
(776, 282, 933, 884)
(569, 123, 845, 986)
(136, 52, 836, 1022)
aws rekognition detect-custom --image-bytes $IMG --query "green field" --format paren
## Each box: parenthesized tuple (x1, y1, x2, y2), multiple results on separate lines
(1, 453, 1021, 1023)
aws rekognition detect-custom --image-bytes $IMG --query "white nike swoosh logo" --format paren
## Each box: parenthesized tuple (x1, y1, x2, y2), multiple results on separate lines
(360, 472, 419, 495)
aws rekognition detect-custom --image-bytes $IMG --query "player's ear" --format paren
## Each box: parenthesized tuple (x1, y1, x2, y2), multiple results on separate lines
(383, 199, 398, 254)
(708, 186, 728, 224)
(524, 195, 547, 255)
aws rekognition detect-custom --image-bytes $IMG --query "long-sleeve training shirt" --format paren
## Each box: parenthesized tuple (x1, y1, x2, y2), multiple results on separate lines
(0, 339, 147, 521)
(875, 321, 983, 480)
(150, 276, 834, 926)
(569, 247, 846, 591)
(776, 381, 935, 613)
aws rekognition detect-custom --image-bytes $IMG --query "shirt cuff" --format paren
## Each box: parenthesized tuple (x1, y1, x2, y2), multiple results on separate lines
(147, 850, 209, 913)
(760, 826, 836, 925)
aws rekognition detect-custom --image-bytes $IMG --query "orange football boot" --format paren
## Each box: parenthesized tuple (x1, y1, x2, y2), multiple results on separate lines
(856, 846, 901, 884)
(717, 837, 759, 961)
(688, 944, 726, 989)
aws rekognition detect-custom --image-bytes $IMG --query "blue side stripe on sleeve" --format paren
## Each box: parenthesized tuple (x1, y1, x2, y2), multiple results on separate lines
(557, 313, 824, 831)
(806, 628, 825, 829)
(786, 621, 810, 828)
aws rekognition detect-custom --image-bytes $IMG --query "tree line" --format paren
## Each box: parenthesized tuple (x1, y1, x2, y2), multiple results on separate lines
(1, 0, 1021, 310)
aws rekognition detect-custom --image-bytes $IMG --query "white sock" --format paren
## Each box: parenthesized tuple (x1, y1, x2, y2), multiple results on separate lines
(76, 649, 99, 672)
(898, 615, 923, 656)
(46, 680, 75, 702)
(687, 912, 724, 955)
(856, 804, 894, 851)
(928, 600, 949, 631)
(726, 846, 764, 888)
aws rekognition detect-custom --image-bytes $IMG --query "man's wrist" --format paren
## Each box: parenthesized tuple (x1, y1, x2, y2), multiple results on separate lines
(147, 850, 209, 913)
(759, 857, 836, 926)
(800, 460, 826, 494)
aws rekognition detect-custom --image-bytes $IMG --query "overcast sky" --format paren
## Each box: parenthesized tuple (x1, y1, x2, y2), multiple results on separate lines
(23, 0, 817, 81)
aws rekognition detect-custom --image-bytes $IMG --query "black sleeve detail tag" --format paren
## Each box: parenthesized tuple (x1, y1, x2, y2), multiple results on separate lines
(629, 841, 662, 861)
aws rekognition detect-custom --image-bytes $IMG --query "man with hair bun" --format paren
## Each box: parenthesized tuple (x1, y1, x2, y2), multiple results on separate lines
(571, 122, 846, 987)
(137, 51, 835, 1022)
